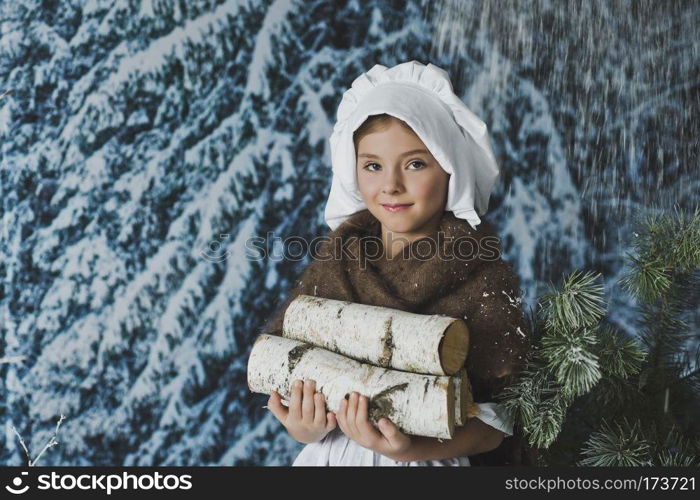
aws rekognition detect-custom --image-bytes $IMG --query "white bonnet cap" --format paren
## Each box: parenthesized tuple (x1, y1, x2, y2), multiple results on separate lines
(324, 60, 500, 231)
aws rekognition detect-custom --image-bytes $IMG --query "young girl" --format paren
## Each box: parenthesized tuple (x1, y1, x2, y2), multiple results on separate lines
(260, 61, 530, 466)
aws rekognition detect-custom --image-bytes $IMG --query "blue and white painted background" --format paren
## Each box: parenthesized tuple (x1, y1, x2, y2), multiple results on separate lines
(1, 0, 697, 465)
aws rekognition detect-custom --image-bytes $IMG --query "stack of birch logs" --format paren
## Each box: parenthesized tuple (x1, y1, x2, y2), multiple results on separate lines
(247, 295, 481, 439)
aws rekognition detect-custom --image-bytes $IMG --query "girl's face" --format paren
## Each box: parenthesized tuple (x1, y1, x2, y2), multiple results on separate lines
(355, 118, 450, 243)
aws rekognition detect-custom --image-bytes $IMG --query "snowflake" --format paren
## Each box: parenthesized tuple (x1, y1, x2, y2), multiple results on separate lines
(501, 290, 516, 303)
(482, 292, 490, 297)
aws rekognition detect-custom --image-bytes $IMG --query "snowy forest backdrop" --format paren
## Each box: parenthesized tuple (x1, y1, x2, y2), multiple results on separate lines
(1, 0, 697, 465)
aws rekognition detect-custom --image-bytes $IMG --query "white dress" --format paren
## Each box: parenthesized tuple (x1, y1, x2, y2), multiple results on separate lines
(292, 402, 514, 466)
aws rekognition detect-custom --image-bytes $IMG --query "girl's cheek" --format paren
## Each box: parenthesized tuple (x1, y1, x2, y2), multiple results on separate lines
(358, 177, 382, 197)
(412, 175, 443, 200)
(427, 173, 449, 199)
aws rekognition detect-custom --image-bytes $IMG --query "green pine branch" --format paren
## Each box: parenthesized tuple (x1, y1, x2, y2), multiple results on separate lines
(495, 205, 699, 465)
(578, 417, 653, 466)
(594, 324, 647, 379)
(575, 206, 699, 466)
(497, 271, 609, 449)
(619, 205, 700, 303)
(540, 270, 607, 332)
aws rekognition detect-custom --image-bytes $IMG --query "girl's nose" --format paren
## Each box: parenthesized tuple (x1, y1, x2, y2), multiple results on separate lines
(380, 169, 404, 194)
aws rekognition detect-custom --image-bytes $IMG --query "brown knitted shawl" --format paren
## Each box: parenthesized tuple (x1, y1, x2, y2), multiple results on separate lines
(261, 208, 531, 403)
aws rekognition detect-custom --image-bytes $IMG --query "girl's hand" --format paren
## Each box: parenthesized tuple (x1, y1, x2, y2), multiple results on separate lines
(336, 391, 412, 461)
(267, 379, 337, 444)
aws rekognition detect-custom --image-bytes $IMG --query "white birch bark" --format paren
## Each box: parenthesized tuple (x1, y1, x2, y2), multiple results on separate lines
(282, 294, 469, 375)
(248, 334, 456, 439)
(453, 372, 463, 426)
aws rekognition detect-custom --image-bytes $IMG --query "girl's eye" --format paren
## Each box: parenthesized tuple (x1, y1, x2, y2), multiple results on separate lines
(407, 160, 426, 170)
(362, 160, 427, 172)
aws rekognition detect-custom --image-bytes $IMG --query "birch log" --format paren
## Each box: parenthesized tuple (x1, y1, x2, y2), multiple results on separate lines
(282, 294, 469, 375)
(453, 368, 481, 426)
(248, 334, 455, 439)
(453, 373, 463, 427)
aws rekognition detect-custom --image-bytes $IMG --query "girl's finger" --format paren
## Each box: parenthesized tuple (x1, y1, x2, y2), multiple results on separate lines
(378, 418, 405, 449)
(267, 391, 288, 424)
(336, 398, 347, 434)
(301, 379, 316, 422)
(288, 380, 303, 421)
(313, 391, 326, 425)
(326, 411, 337, 431)
(356, 395, 377, 437)
(346, 392, 358, 436)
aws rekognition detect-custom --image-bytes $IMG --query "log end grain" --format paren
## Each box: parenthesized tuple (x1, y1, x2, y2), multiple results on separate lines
(438, 319, 470, 375)
(462, 373, 481, 418)
(446, 377, 456, 438)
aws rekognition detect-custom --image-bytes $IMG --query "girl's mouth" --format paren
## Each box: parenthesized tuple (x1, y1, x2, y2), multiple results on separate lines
(381, 204, 413, 213)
